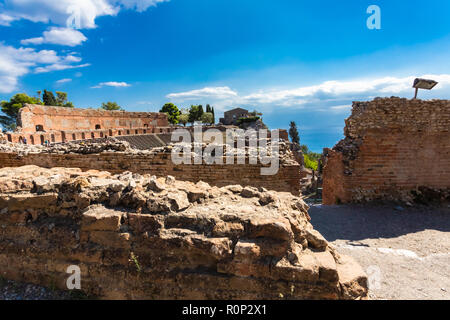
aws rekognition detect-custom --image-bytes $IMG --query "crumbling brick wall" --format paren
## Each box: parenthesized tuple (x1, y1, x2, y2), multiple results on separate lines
(323, 97, 450, 204)
(0, 150, 301, 195)
(17, 104, 169, 133)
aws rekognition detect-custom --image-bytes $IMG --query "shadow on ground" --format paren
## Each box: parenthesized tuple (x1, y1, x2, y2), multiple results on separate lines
(309, 204, 450, 242)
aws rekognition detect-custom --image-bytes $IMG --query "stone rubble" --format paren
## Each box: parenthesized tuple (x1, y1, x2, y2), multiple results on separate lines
(0, 165, 368, 299)
(0, 137, 299, 165)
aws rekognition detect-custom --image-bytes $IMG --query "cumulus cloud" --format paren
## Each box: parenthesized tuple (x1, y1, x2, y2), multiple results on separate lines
(0, 0, 168, 29)
(91, 81, 131, 88)
(0, 43, 90, 93)
(0, 0, 167, 92)
(21, 27, 87, 46)
(166, 75, 450, 112)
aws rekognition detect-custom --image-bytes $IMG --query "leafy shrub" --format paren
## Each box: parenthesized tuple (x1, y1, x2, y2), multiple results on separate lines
(236, 116, 260, 124)
(304, 154, 318, 171)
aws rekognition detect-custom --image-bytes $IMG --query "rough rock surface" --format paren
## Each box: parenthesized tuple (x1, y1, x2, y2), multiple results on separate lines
(0, 165, 367, 299)
(0, 137, 132, 155)
(0, 137, 298, 165)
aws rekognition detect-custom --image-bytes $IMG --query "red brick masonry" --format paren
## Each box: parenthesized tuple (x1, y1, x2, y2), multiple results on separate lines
(7, 104, 171, 144)
(323, 97, 450, 204)
(0, 151, 301, 195)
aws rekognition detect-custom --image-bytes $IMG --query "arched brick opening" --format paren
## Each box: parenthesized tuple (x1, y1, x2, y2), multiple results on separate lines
(35, 125, 44, 132)
(40, 135, 44, 144)
(51, 134, 55, 143)
(30, 135, 34, 144)
(95, 124, 101, 130)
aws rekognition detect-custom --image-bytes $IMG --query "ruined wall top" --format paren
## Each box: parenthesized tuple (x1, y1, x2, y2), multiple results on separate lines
(17, 104, 169, 133)
(344, 97, 450, 138)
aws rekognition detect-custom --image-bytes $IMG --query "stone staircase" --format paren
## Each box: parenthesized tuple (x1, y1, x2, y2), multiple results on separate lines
(115, 134, 172, 150)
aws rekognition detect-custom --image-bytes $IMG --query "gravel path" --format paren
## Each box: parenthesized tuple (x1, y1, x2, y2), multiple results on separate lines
(0, 278, 74, 300)
(309, 204, 450, 300)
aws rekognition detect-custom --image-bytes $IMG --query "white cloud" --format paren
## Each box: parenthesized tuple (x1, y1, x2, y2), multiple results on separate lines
(116, 0, 168, 12)
(0, 13, 16, 26)
(91, 81, 131, 88)
(21, 27, 87, 46)
(34, 62, 90, 74)
(0, 0, 168, 29)
(0, 0, 167, 91)
(166, 74, 450, 112)
(0, 43, 90, 93)
(55, 78, 72, 85)
(167, 86, 238, 100)
(65, 55, 82, 63)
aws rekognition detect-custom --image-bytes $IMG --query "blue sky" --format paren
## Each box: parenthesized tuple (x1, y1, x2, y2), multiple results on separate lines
(1, 0, 450, 152)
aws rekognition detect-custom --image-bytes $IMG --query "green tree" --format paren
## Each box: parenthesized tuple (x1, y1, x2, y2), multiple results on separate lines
(198, 105, 204, 119)
(179, 113, 189, 126)
(200, 112, 214, 125)
(188, 104, 207, 124)
(54, 91, 74, 108)
(0, 93, 42, 131)
(160, 103, 181, 124)
(303, 154, 318, 171)
(188, 105, 199, 124)
(42, 90, 57, 106)
(301, 144, 309, 154)
(211, 107, 215, 124)
(101, 101, 123, 111)
(55, 92, 67, 106)
(289, 121, 300, 145)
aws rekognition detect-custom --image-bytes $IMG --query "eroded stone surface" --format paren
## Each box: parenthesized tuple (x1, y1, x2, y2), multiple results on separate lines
(0, 165, 368, 299)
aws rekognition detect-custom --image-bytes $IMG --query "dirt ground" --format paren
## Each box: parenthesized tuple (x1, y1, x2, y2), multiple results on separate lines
(309, 204, 450, 300)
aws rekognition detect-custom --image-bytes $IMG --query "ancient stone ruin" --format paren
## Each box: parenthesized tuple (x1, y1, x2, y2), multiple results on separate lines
(0, 137, 302, 195)
(0, 165, 367, 299)
(6, 104, 172, 144)
(0, 103, 371, 299)
(322, 97, 450, 204)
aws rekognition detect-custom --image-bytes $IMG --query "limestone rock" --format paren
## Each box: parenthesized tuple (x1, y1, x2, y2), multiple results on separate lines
(0, 165, 368, 300)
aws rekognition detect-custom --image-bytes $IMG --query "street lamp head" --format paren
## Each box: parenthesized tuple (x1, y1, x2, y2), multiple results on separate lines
(412, 78, 438, 99)
(413, 78, 438, 90)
